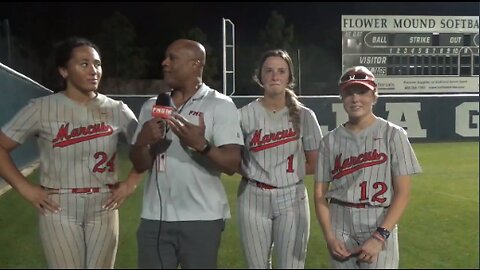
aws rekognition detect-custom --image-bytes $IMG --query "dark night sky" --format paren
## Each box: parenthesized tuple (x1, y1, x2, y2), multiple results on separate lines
(2, 2, 478, 49)
(0, 2, 478, 92)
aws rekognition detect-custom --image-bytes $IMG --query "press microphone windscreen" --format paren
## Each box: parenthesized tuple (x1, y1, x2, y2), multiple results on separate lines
(155, 92, 172, 106)
(152, 92, 174, 119)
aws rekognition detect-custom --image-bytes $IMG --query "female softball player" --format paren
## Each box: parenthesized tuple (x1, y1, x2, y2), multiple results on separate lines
(0, 37, 141, 268)
(314, 66, 422, 268)
(237, 49, 322, 268)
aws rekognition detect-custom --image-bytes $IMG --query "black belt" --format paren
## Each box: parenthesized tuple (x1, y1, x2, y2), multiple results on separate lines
(243, 177, 304, 190)
(330, 198, 368, 208)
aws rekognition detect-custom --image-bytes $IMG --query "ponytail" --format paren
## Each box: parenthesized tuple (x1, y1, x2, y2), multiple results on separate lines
(285, 88, 302, 137)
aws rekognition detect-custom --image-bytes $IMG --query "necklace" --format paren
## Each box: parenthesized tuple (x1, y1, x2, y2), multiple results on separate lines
(173, 83, 202, 114)
(176, 94, 194, 115)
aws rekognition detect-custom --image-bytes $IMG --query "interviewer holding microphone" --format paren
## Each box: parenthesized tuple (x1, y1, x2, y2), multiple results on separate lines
(130, 39, 244, 269)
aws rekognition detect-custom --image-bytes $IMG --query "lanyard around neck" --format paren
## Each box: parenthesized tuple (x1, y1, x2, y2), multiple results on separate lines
(176, 94, 194, 115)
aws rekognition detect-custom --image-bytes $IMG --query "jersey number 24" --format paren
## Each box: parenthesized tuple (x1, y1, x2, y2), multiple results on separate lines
(93, 151, 116, 173)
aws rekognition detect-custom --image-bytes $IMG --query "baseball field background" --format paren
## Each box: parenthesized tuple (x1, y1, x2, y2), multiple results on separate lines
(0, 141, 478, 268)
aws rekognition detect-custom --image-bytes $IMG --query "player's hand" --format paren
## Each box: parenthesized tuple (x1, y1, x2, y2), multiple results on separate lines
(136, 118, 167, 146)
(103, 181, 137, 210)
(354, 237, 383, 264)
(167, 113, 206, 151)
(326, 236, 351, 260)
(19, 183, 60, 215)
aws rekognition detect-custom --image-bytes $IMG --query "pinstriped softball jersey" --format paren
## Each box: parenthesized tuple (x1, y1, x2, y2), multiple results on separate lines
(2, 93, 137, 188)
(315, 116, 422, 268)
(1, 92, 138, 268)
(237, 99, 322, 268)
(239, 99, 322, 187)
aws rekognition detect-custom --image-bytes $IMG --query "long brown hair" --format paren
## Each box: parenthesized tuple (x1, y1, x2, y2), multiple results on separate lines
(253, 49, 302, 136)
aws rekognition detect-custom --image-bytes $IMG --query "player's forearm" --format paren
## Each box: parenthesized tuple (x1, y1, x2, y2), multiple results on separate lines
(129, 144, 154, 173)
(124, 168, 145, 188)
(316, 201, 336, 241)
(204, 144, 241, 175)
(305, 161, 316, 175)
(380, 176, 412, 231)
(314, 182, 336, 241)
(304, 150, 318, 175)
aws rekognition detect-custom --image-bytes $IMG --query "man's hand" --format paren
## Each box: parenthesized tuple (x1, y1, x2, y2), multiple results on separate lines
(135, 118, 167, 147)
(167, 113, 207, 151)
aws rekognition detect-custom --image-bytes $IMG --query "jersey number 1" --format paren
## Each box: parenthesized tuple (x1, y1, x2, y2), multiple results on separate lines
(286, 155, 294, 173)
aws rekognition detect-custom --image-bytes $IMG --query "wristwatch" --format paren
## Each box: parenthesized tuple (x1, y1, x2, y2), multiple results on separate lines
(376, 227, 391, 240)
(197, 140, 212, 155)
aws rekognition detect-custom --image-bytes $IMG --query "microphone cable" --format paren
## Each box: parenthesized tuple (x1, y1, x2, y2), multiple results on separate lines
(152, 93, 170, 268)
(154, 147, 164, 269)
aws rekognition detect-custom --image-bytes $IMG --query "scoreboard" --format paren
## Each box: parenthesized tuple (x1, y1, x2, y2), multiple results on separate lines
(342, 15, 479, 93)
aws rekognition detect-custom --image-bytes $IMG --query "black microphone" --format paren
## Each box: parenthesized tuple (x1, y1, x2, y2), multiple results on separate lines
(152, 92, 174, 119)
(151, 92, 174, 140)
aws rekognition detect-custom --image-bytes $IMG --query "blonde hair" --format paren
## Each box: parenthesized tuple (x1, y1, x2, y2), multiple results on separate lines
(254, 49, 302, 136)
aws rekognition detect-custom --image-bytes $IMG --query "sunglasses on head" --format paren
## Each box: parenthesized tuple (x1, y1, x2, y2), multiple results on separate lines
(339, 71, 375, 84)
(340, 86, 371, 96)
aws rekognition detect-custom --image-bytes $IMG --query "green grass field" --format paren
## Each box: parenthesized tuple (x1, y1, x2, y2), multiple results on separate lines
(0, 142, 478, 268)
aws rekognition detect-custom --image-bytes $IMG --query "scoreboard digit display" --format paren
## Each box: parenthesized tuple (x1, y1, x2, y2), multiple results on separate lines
(342, 15, 479, 93)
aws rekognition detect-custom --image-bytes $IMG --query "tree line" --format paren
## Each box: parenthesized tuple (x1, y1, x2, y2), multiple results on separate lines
(1, 10, 342, 95)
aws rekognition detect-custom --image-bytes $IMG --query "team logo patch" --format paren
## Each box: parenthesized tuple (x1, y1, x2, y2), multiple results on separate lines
(249, 128, 298, 152)
(331, 149, 388, 179)
(52, 122, 113, 148)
